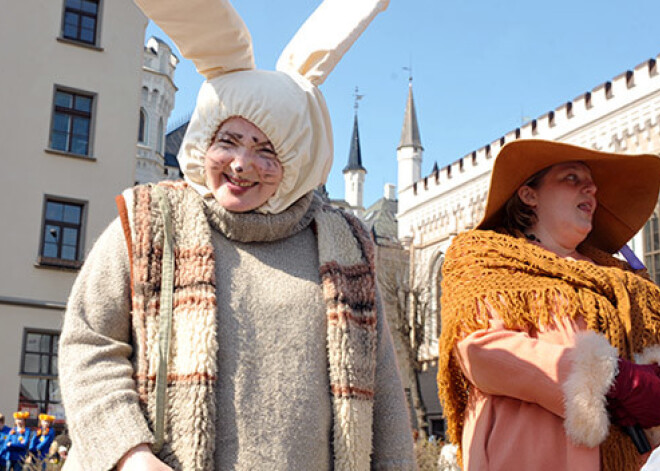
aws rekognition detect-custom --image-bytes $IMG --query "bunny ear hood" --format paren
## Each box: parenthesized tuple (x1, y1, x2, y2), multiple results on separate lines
(133, 0, 255, 78)
(276, 0, 390, 86)
(180, 70, 334, 214)
(134, 0, 388, 213)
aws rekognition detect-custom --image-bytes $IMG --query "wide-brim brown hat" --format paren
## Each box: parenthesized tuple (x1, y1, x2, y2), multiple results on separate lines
(477, 139, 660, 253)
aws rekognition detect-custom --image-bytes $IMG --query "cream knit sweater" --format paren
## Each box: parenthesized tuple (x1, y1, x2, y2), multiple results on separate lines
(59, 193, 415, 470)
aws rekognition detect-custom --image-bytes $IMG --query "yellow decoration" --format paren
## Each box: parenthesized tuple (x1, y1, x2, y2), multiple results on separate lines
(12, 411, 29, 420)
(437, 230, 660, 471)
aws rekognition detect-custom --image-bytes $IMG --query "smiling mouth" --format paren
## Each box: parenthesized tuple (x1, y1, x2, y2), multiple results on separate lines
(225, 174, 257, 188)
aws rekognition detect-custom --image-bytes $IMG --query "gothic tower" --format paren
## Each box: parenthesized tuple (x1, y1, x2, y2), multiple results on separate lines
(397, 78, 423, 192)
(343, 91, 367, 212)
(136, 37, 179, 184)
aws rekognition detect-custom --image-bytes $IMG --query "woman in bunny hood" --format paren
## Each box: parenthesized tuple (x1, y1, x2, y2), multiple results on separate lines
(58, 0, 416, 470)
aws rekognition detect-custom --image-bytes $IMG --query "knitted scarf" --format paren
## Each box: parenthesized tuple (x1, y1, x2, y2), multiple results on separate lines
(437, 230, 660, 471)
(116, 182, 378, 470)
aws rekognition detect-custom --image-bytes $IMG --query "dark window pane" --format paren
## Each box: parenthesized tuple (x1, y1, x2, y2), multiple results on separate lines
(23, 353, 41, 374)
(45, 225, 60, 242)
(46, 202, 64, 221)
(72, 117, 89, 136)
(43, 243, 58, 258)
(26, 334, 42, 352)
(61, 246, 77, 261)
(19, 378, 47, 403)
(74, 96, 92, 113)
(51, 132, 68, 151)
(40, 356, 50, 374)
(63, 228, 78, 246)
(66, 0, 82, 9)
(49, 381, 62, 403)
(53, 113, 70, 133)
(39, 335, 50, 353)
(71, 136, 88, 155)
(63, 205, 81, 224)
(63, 24, 78, 39)
(81, 0, 97, 13)
(53, 338, 59, 355)
(80, 28, 94, 43)
(81, 16, 95, 30)
(51, 355, 58, 375)
(55, 92, 73, 109)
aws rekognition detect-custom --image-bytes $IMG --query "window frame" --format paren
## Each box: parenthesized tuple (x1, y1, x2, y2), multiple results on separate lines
(59, 0, 103, 47)
(47, 85, 97, 159)
(643, 207, 660, 285)
(36, 195, 87, 270)
(138, 107, 148, 145)
(18, 329, 63, 425)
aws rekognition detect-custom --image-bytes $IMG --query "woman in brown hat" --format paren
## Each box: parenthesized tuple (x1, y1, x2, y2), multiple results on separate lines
(438, 139, 660, 470)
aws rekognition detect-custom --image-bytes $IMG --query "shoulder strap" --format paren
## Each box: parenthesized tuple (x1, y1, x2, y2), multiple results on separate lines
(115, 194, 135, 298)
(151, 185, 175, 454)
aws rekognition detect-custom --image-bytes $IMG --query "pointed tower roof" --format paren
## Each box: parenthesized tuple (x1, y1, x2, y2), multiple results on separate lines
(343, 113, 366, 173)
(398, 80, 423, 151)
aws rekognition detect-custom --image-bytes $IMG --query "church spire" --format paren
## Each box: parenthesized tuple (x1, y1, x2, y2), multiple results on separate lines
(344, 87, 366, 173)
(398, 77, 423, 151)
(343, 113, 366, 173)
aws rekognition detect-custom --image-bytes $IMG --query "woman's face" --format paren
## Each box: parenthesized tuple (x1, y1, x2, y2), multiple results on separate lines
(204, 117, 283, 212)
(518, 162, 597, 246)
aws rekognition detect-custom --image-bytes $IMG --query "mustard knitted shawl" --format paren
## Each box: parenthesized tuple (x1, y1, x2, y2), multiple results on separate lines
(438, 229, 660, 470)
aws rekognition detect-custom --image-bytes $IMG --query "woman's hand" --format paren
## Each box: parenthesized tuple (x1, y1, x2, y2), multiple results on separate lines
(117, 444, 173, 471)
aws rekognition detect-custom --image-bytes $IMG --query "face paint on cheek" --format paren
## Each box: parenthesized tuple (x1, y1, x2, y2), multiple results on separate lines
(257, 159, 282, 183)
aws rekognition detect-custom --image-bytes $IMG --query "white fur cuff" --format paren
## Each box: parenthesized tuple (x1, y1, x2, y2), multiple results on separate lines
(562, 331, 618, 448)
(635, 345, 660, 366)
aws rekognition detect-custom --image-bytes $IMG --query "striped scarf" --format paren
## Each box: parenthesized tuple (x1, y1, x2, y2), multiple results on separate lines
(116, 181, 378, 470)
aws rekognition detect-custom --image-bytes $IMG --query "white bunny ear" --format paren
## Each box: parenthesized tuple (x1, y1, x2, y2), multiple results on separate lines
(133, 0, 255, 79)
(276, 0, 389, 86)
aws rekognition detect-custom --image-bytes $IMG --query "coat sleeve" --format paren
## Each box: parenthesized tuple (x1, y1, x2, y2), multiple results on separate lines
(455, 319, 619, 448)
(370, 285, 417, 470)
(59, 218, 154, 471)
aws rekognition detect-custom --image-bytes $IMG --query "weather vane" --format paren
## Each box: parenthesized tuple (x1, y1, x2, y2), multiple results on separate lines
(402, 57, 413, 83)
(353, 86, 364, 113)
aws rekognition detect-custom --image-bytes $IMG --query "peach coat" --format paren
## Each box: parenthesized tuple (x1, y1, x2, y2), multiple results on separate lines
(455, 316, 656, 470)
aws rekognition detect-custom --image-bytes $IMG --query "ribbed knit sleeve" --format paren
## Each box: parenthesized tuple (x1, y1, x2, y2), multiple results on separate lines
(59, 218, 154, 471)
(371, 286, 417, 470)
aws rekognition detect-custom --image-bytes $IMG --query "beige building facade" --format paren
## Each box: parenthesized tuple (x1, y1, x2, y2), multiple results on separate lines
(0, 0, 146, 426)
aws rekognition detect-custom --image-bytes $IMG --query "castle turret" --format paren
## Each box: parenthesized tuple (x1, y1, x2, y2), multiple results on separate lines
(397, 79, 423, 192)
(343, 112, 367, 210)
(136, 36, 179, 184)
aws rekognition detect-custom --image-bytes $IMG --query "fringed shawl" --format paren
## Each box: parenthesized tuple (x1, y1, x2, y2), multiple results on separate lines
(438, 229, 660, 470)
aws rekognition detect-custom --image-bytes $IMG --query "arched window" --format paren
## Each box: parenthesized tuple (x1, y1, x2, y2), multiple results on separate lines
(138, 108, 148, 144)
(157, 118, 164, 154)
(643, 208, 660, 284)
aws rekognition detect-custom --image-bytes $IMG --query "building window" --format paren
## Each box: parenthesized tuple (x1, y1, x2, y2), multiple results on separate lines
(644, 210, 660, 284)
(62, 0, 100, 45)
(157, 118, 164, 154)
(50, 88, 94, 156)
(18, 330, 64, 425)
(38, 198, 85, 269)
(138, 108, 148, 144)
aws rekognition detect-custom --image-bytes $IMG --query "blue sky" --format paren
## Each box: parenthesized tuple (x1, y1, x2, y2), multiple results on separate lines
(146, 0, 660, 207)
